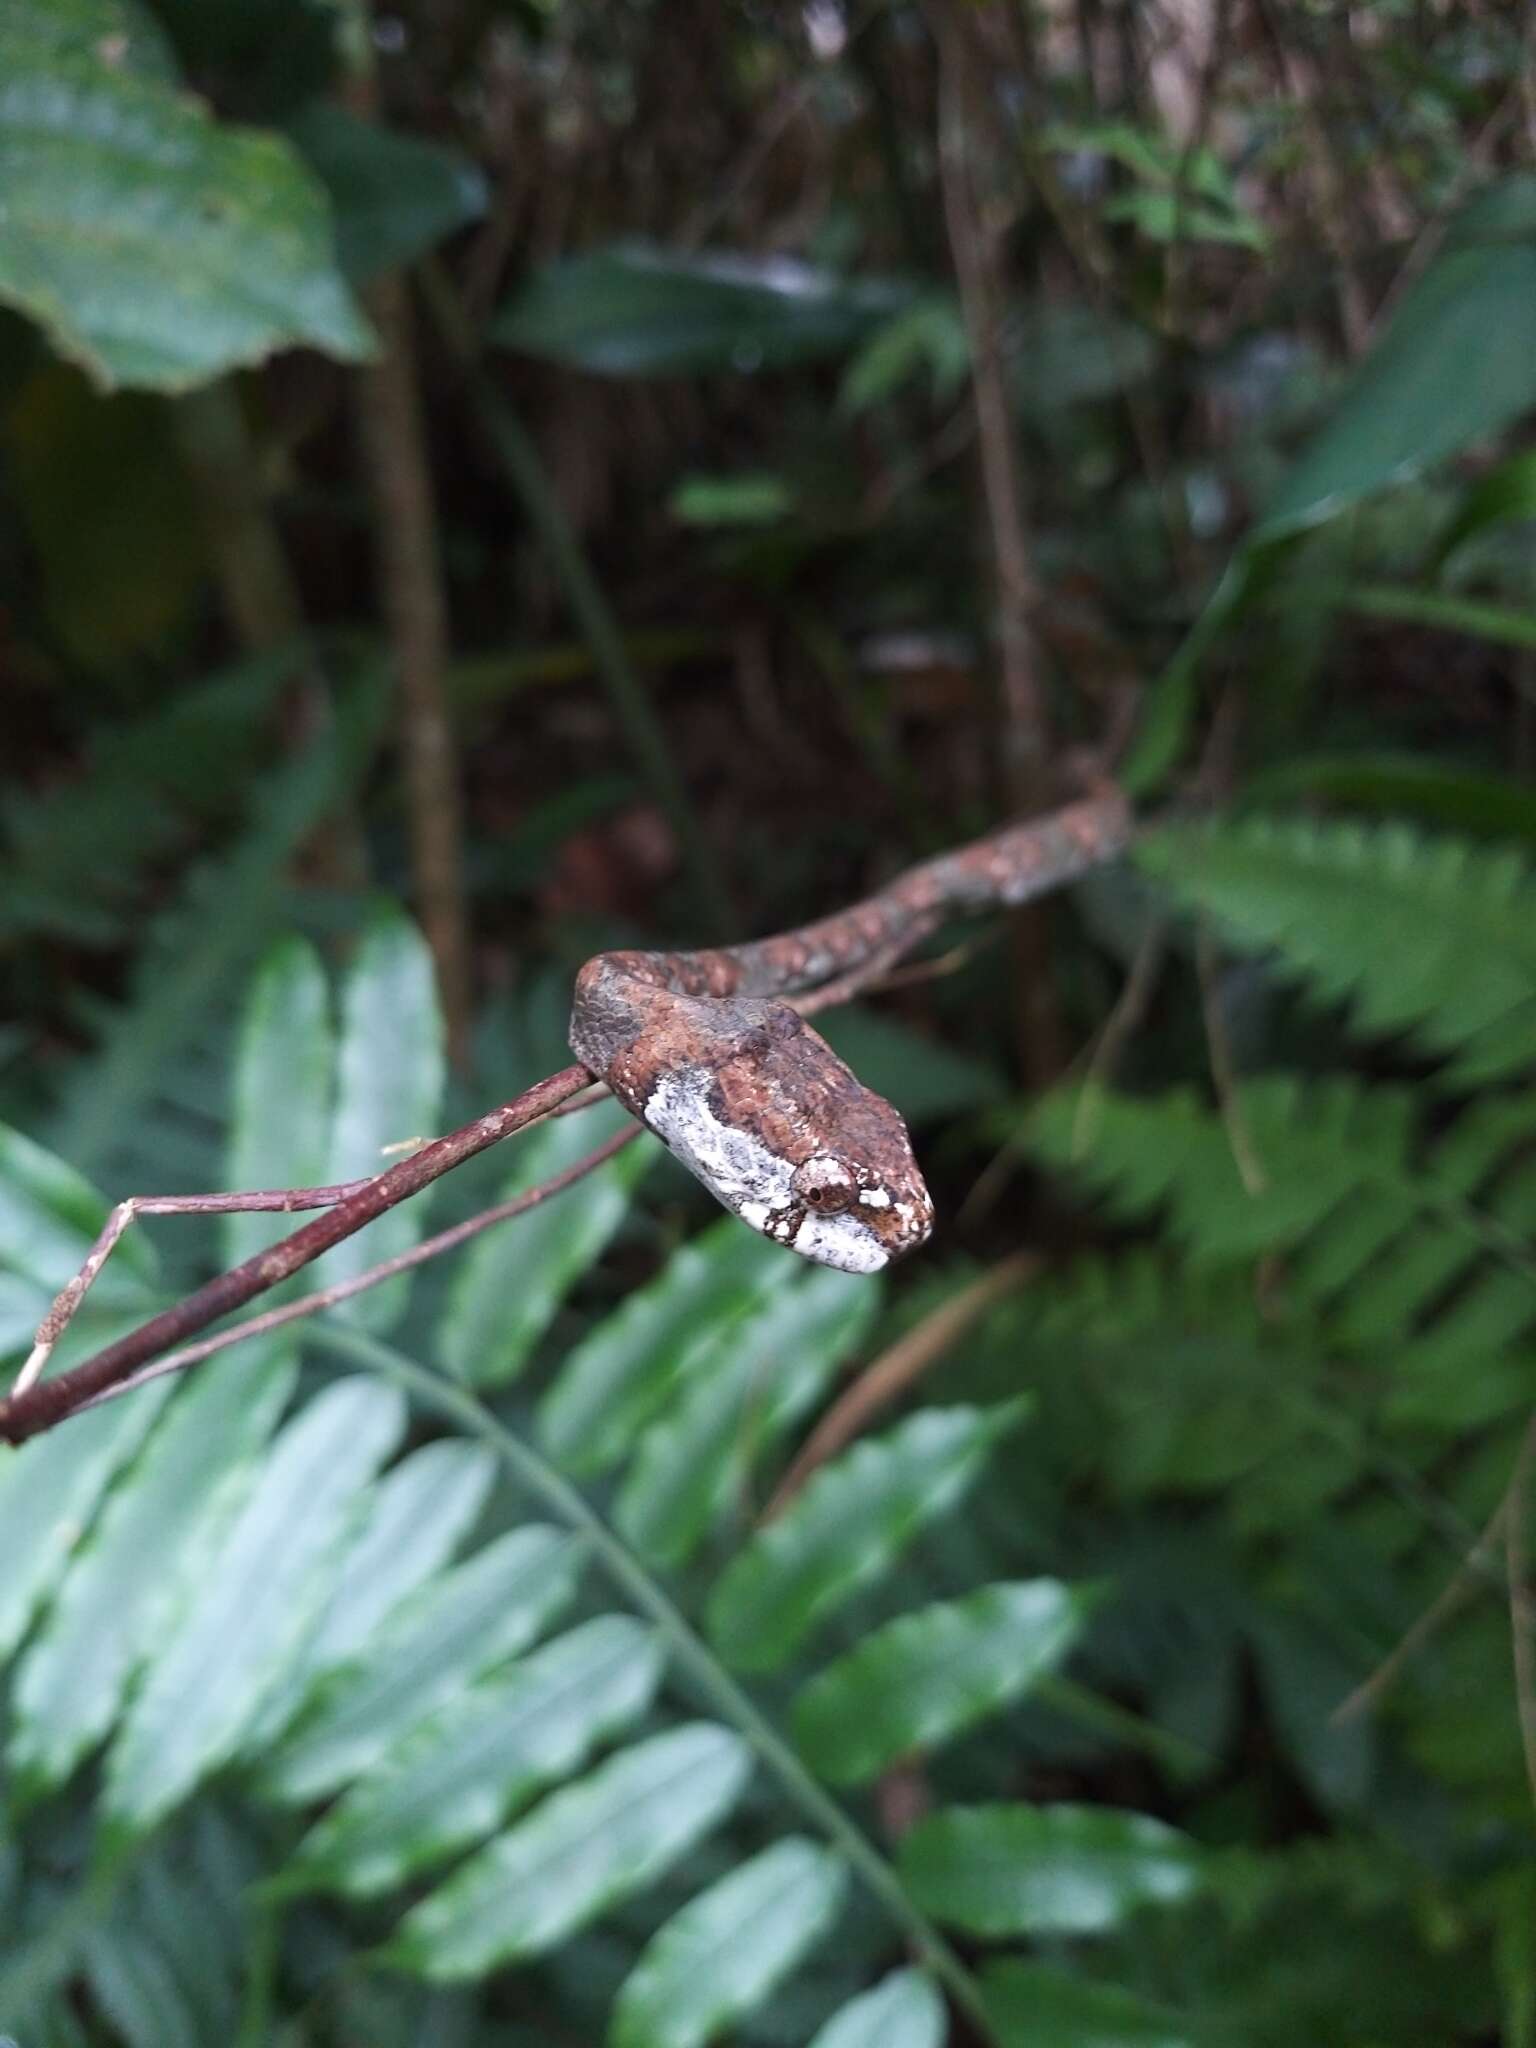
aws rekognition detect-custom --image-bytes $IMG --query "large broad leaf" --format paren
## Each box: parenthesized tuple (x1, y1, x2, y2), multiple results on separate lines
(16, 0, 177, 80)
(981, 1962, 1197, 2048)
(284, 1615, 664, 1900)
(899, 1804, 1204, 1936)
(8, 1341, 296, 1800)
(706, 1403, 1027, 1673)
(258, 1522, 584, 1803)
(539, 1219, 784, 1473)
(611, 1837, 848, 2048)
(616, 1263, 878, 1568)
(440, 1099, 653, 1388)
(317, 907, 447, 1331)
(792, 1580, 1094, 1786)
(807, 1971, 947, 2048)
(386, 1723, 753, 1981)
(494, 243, 913, 377)
(1259, 176, 1536, 540)
(288, 104, 487, 285)
(102, 1376, 406, 1837)
(0, 3, 373, 390)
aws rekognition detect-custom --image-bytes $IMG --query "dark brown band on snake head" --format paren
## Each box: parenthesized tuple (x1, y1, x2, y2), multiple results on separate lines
(569, 790, 1132, 1270)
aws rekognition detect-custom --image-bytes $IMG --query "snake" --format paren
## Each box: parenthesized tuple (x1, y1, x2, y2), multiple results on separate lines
(569, 789, 1133, 1275)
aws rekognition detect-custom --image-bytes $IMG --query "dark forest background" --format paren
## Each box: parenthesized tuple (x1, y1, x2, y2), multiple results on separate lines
(3, 3, 1536, 2044)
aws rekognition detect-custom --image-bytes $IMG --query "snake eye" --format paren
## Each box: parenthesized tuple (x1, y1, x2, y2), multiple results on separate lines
(791, 1155, 858, 1214)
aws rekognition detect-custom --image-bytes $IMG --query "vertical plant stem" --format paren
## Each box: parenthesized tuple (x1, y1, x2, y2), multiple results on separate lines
(420, 259, 733, 939)
(931, 2, 1062, 1085)
(354, 268, 476, 1069)
(345, 11, 475, 1070)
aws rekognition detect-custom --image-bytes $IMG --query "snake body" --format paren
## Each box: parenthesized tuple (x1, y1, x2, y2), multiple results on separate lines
(570, 791, 1132, 1273)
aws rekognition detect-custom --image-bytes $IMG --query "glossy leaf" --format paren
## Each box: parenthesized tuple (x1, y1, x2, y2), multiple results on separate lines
(387, 1723, 753, 1981)
(617, 1264, 878, 1567)
(611, 1837, 848, 2048)
(103, 1376, 406, 1836)
(441, 1099, 652, 1387)
(286, 1615, 664, 1899)
(318, 907, 446, 1331)
(494, 243, 912, 377)
(288, 105, 487, 284)
(807, 1970, 946, 2048)
(899, 1804, 1203, 1936)
(259, 1522, 584, 1803)
(981, 1962, 1196, 2048)
(1260, 177, 1536, 539)
(8, 1341, 296, 1798)
(0, 12, 372, 390)
(0, 1376, 170, 1662)
(706, 1403, 1027, 1672)
(539, 1219, 783, 1473)
(792, 1579, 1093, 1785)
(223, 937, 333, 1269)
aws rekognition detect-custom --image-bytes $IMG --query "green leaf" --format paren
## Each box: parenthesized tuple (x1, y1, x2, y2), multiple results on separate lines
(1241, 756, 1536, 847)
(440, 1099, 652, 1387)
(494, 243, 912, 377)
(616, 1264, 878, 1567)
(1435, 447, 1536, 567)
(103, 1376, 406, 1836)
(0, 1375, 171, 1660)
(286, 1615, 664, 1899)
(807, 1971, 946, 2048)
(1259, 176, 1536, 539)
(792, 1579, 1093, 1786)
(669, 471, 797, 528)
(247, 1438, 496, 1746)
(288, 104, 487, 285)
(318, 907, 447, 1331)
(1136, 813, 1536, 1084)
(259, 1522, 585, 1803)
(539, 1219, 784, 1474)
(898, 1804, 1204, 1936)
(981, 1962, 1197, 2048)
(224, 937, 333, 1269)
(839, 295, 969, 414)
(12, 0, 178, 81)
(387, 1723, 753, 1981)
(8, 1341, 296, 1799)
(611, 1837, 848, 2048)
(0, 1121, 157, 1353)
(1249, 1615, 1375, 1814)
(0, 14, 373, 390)
(706, 1403, 1027, 1672)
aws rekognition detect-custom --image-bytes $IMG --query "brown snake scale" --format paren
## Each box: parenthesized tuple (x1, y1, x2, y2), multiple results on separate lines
(569, 790, 1133, 1272)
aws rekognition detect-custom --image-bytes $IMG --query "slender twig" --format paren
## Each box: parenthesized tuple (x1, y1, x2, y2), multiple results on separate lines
(762, 1250, 1040, 1518)
(317, 1323, 1003, 2045)
(66, 1126, 642, 1423)
(1196, 914, 1266, 1195)
(0, 1065, 592, 1445)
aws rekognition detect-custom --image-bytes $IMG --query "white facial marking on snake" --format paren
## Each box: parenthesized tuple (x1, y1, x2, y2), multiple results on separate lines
(859, 1188, 891, 1208)
(642, 1066, 890, 1272)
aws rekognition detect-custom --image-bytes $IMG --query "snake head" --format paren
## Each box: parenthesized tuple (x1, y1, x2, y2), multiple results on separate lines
(634, 1001, 935, 1274)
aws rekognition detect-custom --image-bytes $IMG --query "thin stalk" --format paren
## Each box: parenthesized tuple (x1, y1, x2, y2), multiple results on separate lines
(420, 259, 732, 938)
(318, 1323, 1000, 2044)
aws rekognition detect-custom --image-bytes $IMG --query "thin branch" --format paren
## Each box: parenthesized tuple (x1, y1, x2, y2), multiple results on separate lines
(762, 1250, 1040, 1518)
(67, 1126, 642, 1423)
(1196, 913, 1267, 1195)
(0, 1065, 592, 1446)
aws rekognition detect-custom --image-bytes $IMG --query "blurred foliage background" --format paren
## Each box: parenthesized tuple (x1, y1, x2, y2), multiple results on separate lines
(3, 0, 1536, 2043)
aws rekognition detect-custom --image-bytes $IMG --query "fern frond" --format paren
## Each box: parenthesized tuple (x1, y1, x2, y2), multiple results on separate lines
(1139, 813, 1536, 1083)
(1029, 1077, 1536, 1428)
